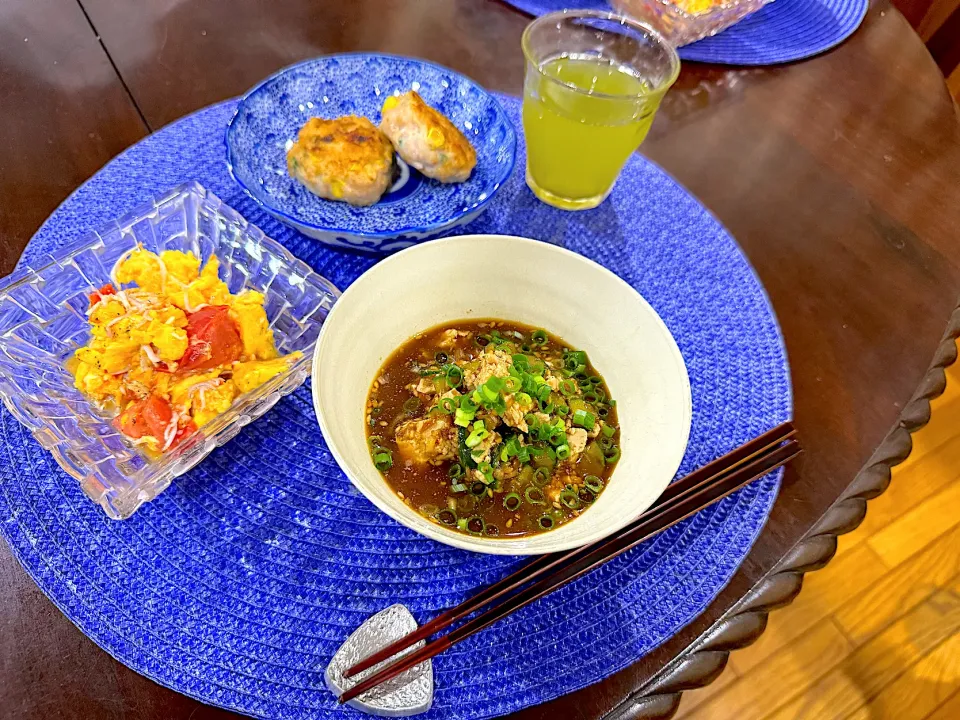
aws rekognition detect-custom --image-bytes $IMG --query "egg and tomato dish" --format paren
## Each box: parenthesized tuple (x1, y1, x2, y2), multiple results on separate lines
(72, 247, 300, 453)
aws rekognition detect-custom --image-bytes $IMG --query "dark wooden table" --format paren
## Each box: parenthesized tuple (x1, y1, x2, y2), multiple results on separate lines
(2, 1, 960, 718)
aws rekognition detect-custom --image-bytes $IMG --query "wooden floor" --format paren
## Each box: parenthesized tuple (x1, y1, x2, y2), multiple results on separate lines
(674, 343, 960, 720)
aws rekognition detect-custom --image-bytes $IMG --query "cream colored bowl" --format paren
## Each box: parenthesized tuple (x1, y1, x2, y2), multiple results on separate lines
(312, 235, 691, 554)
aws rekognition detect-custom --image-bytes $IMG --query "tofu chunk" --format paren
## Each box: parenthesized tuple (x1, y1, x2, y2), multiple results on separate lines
(395, 415, 458, 466)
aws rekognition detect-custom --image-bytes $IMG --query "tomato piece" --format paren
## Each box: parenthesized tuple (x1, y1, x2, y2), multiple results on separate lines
(172, 419, 198, 449)
(178, 305, 244, 371)
(114, 394, 173, 441)
(88, 283, 116, 307)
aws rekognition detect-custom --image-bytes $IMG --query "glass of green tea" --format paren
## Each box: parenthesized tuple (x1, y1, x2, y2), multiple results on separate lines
(521, 10, 680, 210)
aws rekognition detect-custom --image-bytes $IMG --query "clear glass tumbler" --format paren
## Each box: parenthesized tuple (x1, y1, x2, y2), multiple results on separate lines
(521, 10, 681, 210)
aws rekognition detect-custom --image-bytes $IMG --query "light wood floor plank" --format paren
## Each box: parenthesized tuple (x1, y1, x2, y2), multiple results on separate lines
(866, 477, 960, 568)
(758, 589, 960, 720)
(727, 543, 888, 675)
(833, 523, 960, 646)
(681, 620, 852, 720)
(923, 688, 960, 720)
(843, 630, 960, 719)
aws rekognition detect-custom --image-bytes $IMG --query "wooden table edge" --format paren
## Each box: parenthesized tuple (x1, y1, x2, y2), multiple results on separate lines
(602, 298, 960, 719)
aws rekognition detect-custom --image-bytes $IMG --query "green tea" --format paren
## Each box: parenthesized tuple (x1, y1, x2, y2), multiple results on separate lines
(522, 54, 661, 209)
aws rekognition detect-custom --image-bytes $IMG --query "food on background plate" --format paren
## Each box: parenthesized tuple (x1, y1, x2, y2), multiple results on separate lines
(286, 116, 395, 206)
(366, 320, 620, 538)
(72, 247, 301, 453)
(380, 91, 477, 183)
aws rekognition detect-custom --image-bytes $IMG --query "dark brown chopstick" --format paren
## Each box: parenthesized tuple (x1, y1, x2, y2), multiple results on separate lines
(343, 421, 795, 679)
(339, 435, 801, 703)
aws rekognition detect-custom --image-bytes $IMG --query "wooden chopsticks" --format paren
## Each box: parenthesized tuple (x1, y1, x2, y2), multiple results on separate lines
(339, 422, 799, 703)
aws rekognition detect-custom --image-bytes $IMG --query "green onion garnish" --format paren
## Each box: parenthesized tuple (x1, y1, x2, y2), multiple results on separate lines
(470, 481, 487, 496)
(444, 364, 463, 388)
(560, 379, 577, 396)
(512, 354, 530, 372)
(601, 423, 615, 438)
(560, 488, 580, 509)
(454, 407, 474, 427)
(555, 444, 571, 461)
(466, 516, 485, 534)
(582, 391, 599, 404)
(439, 397, 458, 414)
(478, 462, 495, 484)
(438, 509, 457, 525)
(538, 515, 555, 530)
(503, 493, 522, 511)
(525, 486, 545, 505)
(584, 475, 604, 494)
(536, 384, 551, 403)
(534, 467, 551, 486)
(465, 420, 490, 448)
(556, 404, 569, 416)
(573, 409, 596, 430)
(531, 329, 548, 346)
(373, 451, 393, 471)
(604, 446, 621, 464)
(504, 376, 522, 393)
(450, 483, 468, 493)
(448, 463, 464, 479)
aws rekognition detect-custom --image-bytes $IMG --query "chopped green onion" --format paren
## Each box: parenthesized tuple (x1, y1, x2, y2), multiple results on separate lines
(450, 483, 468, 493)
(556, 403, 569, 416)
(584, 475, 604, 493)
(503, 493, 522, 511)
(516, 444, 531, 463)
(465, 420, 490, 448)
(602, 424, 615, 438)
(373, 451, 393, 471)
(439, 397, 458, 414)
(599, 436, 615, 451)
(560, 379, 577, 396)
(582, 391, 600, 404)
(534, 467, 551, 486)
(457, 517, 469, 530)
(604, 446, 621, 464)
(477, 334, 491, 347)
(598, 407, 609, 418)
(525, 486, 545, 505)
(454, 407, 474, 427)
(478, 462, 495, 484)
(538, 515, 555, 530)
(466, 516, 485, 534)
(504, 376, 522, 393)
(438, 509, 457, 525)
(541, 401, 555, 414)
(555, 444, 571, 461)
(520, 343, 532, 353)
(560, 488, 580, 509)
(512, 354, 530, 372)
(444, 364, 463, 388)
(368, 435, 383, 448)
(490, 330, 506, 345)
(573, 409, 596, 430)
(448, 463, 464, 479)
(531, 329, 548, 346)
(403, 397, 421, 414)
(536, 384, 551, 403)
(485, 376, 506, 394)
(470, 481, 488, 496)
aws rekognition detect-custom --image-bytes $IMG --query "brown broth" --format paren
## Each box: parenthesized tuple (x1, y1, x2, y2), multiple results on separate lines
(366, 319, 620, 538)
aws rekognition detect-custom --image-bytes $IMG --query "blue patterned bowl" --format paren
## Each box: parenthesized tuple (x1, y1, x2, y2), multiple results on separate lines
(225, 54, 517, 253)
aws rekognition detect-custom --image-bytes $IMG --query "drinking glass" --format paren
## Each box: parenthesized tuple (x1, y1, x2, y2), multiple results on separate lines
(521, 10, 680, 210)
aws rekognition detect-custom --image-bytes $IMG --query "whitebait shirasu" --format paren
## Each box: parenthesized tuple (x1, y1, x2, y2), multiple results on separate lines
(141, 345, 160, 366)
(161, 410, 181, 451)
(188, 378, 224, 410)
(182, 290, 209, 314)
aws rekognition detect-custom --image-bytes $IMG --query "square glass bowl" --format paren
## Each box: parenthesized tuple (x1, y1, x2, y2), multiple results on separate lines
(0, 181, 339, 519)
(612, 0, 774, 46)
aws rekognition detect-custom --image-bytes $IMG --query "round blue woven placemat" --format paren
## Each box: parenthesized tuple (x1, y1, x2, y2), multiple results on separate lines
(0, 94, 791, 719)
(501, 0, 868, 65)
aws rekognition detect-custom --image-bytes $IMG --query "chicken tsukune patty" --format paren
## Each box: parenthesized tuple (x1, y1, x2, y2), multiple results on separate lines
(286, 116, 395, 206)
(379, 91, 477, 183)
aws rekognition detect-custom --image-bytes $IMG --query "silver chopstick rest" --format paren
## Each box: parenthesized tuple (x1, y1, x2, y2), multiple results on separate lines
(325, 604, 434, 716)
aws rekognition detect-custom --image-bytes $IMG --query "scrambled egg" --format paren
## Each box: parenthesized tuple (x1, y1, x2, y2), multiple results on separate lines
(72, 247, 300, 451)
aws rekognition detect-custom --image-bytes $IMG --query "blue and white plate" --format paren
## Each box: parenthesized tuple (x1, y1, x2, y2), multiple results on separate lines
(225, 54, 517, 253)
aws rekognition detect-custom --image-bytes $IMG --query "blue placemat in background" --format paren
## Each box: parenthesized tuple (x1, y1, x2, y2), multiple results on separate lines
(502, 0, 869, 65)
(0, 94, 791, 719)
